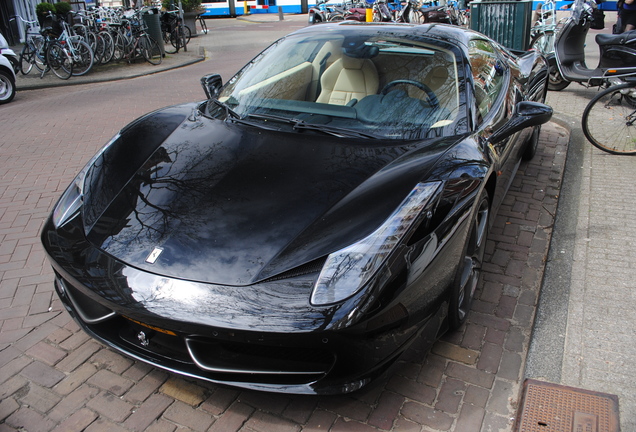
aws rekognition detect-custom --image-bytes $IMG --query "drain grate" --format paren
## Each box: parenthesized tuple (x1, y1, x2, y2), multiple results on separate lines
(514, 379, 620, 432)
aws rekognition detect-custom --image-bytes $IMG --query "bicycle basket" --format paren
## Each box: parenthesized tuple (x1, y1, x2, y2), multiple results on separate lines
(40, 15, 63, 37)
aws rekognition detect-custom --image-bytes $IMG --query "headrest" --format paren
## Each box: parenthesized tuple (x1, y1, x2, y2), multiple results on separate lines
(342, 38, 379, 59)
(341, 55, 366, 69)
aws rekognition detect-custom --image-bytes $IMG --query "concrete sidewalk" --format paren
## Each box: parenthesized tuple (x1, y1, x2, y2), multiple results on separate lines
(524, 12, 636, 431)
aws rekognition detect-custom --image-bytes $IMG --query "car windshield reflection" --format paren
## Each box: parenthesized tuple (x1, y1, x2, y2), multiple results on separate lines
(205, 31, 464, 140)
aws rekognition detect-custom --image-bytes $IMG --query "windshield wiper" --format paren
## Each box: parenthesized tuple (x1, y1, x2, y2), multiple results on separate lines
(246, 114, 378, 139)
(212, 99, 241, 119)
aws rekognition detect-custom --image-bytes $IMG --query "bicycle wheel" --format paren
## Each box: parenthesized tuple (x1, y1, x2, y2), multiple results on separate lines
(34, 40, 47, 72)
(409, 9, 424, 23)
(458, 10, 468, 26)
(92, 33, 106, 65)
(198, 17, 208, 34)
(529, 30, 554, 56)
(372, 7, 382, 21)
(140, 35, 162, 65)
(99, 31, 115, 64)
(112, 32, 126, 62)
(19, 43, 35, 75)
(582, 83, 636, 155)
(70, 40, 94, 76)
(183, 25, 191, 46)
(163, 28, 177, 54)
(46, 42, 73, 80)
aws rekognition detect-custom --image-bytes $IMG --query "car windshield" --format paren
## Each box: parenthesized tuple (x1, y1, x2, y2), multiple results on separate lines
(207, 29, 465, 140)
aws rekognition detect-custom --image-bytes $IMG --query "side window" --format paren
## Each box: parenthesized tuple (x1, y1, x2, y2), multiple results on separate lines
(468, 40, 505, 121)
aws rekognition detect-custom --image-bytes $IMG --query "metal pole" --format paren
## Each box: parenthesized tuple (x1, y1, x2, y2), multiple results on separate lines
(178, 0, 187, 51)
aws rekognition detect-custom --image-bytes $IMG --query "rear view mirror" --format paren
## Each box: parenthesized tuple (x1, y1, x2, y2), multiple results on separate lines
(201, 74, 223, 100)
(489, 101, 553, 143)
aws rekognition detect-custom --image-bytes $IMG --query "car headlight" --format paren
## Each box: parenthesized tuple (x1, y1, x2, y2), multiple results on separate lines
(52, 133, 120, 229)
(311, 182, 442, 306)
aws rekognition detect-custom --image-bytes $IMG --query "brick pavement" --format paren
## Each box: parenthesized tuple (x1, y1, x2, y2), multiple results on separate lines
(0, 17, 574, 432)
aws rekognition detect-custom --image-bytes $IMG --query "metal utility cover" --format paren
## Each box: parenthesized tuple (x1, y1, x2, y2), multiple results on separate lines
(515, 379, 620, 432)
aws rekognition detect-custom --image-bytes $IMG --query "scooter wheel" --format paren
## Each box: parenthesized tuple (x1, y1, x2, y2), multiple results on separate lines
(548, 63, 570, 91)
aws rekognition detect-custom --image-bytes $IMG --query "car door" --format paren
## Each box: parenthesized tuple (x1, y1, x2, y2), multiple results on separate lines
(468, 38, 521, 212)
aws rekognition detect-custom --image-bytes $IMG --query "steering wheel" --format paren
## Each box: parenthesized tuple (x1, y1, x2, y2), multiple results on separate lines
(380, 80, 439, 109)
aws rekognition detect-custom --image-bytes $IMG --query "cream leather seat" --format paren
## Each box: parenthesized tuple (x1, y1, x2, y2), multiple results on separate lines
(316, 56, 379, 106)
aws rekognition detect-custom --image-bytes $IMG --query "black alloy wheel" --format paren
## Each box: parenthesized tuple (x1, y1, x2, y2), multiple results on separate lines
(449, 189, 490, 329)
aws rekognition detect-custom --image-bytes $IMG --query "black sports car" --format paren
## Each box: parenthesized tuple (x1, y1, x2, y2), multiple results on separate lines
(42, 22, 551, 395)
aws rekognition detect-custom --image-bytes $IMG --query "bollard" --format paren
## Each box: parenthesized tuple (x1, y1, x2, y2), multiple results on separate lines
(279, 6, 284, 20)
(366, 8, 373, 22)
(244, 0, 249, 15)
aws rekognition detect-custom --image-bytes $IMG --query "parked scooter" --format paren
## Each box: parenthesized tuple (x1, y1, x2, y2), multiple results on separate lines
(0, 32, 19, 75)
(548, 0, 636, 90)
(419, 0, 452, 24)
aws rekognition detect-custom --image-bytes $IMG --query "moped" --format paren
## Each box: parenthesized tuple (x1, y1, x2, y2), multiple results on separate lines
(548, 0, 636, 90)
(0, 32, 19, 75)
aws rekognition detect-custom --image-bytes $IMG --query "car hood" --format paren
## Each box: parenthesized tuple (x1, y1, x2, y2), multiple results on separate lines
(83, 103, 454, 285)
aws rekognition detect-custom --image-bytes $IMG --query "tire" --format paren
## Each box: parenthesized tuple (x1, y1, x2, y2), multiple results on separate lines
(92, 32, 106, 65)
(31, 38, 47, 73)
(141, 36, 162, 65)
(582, 83, 636, 155)
(7, 56, 19, 75)
(19, 43, 35, 75)
(70, 40, 94, 76)
(112, 32, 126, 62)
(0, 69, 16, 104)
(164, 29, 177, 54)
(410, 10, 424, 23)
(449, 189, 489, 329)
(522, 125, 541, 161)
(99, 31, 115, 64)
(547, 61, 570, 91)
(529, 30, 554, 56)
(46, 42, 73, 80)
(183, 25, 191, 46)
(458, 10, 468, 26)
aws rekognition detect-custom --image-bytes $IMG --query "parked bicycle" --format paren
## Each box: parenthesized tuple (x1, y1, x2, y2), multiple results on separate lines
(196, 13, 208, 34)
(44, 12, 94, 76)
(12, 15, 73, 80)
(530, 0, 557, 55)
(161, 9, 190, 54)
(582, 80, 636, 155)
(119, 11, 162, 65)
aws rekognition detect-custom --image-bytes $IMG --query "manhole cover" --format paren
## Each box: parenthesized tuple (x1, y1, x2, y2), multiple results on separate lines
(515, 379, 620, 432)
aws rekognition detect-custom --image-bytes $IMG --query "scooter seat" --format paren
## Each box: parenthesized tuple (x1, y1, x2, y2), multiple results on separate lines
(420, 5, 445, 12)
(596, 30, 636, 46)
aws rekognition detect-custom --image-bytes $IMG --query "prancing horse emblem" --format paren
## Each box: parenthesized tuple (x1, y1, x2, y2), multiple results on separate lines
(146, 247, 163, 264)
(137, 331, 150, 347)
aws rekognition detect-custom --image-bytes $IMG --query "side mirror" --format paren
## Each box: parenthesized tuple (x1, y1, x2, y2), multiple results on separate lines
(201, 74, 223, 100)
(489, 101, 553, 143)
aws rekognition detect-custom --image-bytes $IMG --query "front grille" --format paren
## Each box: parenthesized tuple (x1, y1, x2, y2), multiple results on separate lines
(54, 274, 335, 387)
(186, 337, 334, 384)
(56, 277, 115, 324)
